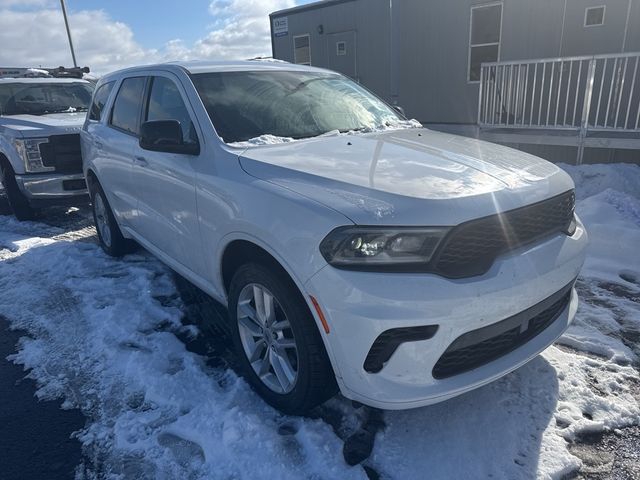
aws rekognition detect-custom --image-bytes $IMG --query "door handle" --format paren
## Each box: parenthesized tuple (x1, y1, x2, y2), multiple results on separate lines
(134, 156, 149, 167)
(94, 140, 103, 149)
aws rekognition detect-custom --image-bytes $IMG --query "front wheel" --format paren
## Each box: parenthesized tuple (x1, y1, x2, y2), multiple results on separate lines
(0, 162, 36, 221)
(92, 183, 136, 256)
(228, 263, 337, 414)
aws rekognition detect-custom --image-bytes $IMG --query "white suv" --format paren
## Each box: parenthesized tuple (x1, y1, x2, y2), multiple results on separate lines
(81, 61, 587, 414)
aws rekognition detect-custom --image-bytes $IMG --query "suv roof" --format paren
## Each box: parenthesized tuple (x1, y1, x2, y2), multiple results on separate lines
(100, 60, 332, 83)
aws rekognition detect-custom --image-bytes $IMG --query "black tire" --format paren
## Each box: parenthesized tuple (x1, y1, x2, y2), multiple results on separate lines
(0, 171, 11, 216)
(0, 162, 36, 221)
(228, 263, 337, 414)
(91, 182, 136, 256)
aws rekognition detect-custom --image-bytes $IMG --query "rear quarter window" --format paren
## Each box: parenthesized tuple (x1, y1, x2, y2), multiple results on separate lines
(88, 81, 115, 121)
(110, 77, 146, 135)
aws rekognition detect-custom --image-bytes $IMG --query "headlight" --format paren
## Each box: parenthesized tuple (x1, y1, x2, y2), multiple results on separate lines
(319, 226, 449, 271)
(14, 138, 54, 173)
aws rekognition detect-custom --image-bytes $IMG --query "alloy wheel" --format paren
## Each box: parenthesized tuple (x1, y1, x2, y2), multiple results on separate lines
(236, 283, 299, 394)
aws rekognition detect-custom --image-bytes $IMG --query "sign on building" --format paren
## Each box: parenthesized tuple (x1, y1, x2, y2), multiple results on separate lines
(273, 17, 289, 37)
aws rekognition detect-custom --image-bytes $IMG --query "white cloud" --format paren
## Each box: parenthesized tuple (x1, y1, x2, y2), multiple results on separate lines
(168, 0, 296, 61)
(0, 0, 297, 76)
(0, 8, 156, 74)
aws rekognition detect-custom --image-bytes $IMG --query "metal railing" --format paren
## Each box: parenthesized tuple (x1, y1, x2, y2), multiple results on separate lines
(478, 52, 640, 133)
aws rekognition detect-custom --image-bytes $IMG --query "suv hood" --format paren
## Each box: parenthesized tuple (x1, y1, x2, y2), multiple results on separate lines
(238, 128, 575, 226)
(0, 112, 86, 137)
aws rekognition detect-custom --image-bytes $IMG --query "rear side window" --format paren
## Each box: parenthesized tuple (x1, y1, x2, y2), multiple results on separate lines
(88, 81, 115, 121)
(110, 76, 146, 135)
(145, 76, 198, 145)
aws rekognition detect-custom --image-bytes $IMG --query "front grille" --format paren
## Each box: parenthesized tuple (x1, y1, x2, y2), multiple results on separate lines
(39, 134, 82, 174)
(432, 190, 575, 278)
(432, 281, 574, 380)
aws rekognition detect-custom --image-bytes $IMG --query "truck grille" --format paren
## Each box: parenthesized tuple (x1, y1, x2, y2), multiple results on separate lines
(39, 134, 83, 174)
(432, 190, 576, 278)
(432, 281, 574, 380)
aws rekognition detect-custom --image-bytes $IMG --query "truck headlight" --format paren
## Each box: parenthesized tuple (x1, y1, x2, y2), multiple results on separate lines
(319, 226, 449, 271)
(14, 138, 54, 173)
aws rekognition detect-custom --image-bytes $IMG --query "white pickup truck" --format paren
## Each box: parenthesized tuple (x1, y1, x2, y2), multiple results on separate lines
(0, 76, 93, 220)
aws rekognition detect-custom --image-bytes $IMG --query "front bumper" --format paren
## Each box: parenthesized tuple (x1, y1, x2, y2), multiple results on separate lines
(15, 173, 88, 206)
(304, 221, 587, 410)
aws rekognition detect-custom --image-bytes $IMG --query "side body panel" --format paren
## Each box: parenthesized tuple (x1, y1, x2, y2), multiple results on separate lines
(130, 70, 206, 277)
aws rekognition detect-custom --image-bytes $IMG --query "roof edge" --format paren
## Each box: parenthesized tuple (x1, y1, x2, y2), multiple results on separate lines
(270, 0, 356, 18)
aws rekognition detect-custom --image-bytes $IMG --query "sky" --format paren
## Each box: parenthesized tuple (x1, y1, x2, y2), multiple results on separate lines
(0, 0, 315, 74)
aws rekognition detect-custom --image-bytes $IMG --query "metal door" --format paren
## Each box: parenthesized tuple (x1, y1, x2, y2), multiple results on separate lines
(327, 31, 357, 80)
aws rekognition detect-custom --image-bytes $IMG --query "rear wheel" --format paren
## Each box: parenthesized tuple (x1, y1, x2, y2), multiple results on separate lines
(0, 162, 36, 221)
(228, 263, 337, 414)
(91, 183, 136, 256)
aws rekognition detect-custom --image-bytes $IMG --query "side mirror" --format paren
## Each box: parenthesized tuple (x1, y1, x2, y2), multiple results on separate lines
(394, 105, 406, 117)
(139, 120, 199, 155)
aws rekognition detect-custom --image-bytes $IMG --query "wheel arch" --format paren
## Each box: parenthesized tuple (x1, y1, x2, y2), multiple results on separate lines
(84, 168, 99, 195)
(0, 152, 12, 171)
(218, 235, 343, 381)
(220, 237, 300, 297)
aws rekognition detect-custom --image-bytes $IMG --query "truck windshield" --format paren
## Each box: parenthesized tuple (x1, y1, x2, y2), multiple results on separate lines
(191, 71, 407, 144)
(0, 82, 93, 116)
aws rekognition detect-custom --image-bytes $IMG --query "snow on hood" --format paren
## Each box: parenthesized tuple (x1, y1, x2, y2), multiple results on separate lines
(229, 134, 298, 147)
(228, 119, 423, 148)
(239, 127, 574, 225)
(0, 112, 86, 136)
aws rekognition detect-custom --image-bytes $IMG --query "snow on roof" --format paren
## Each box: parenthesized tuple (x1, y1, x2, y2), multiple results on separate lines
(0, 77, 90, 84)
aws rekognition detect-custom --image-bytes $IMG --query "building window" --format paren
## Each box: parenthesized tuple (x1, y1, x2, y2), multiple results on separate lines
(294, 34, 311, 65)
(468, 2, 503, 83)
(584, 6, 605, 27)
(336, 41, 347, 56)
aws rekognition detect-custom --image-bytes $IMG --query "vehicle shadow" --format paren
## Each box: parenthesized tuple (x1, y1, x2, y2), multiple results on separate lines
(172, 274, 560, 479)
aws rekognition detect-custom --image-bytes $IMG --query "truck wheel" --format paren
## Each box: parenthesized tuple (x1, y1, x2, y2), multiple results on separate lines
(228, 263, 337, 414)
(0, 168, 10, 216)
(92, 183, 136, 256)
(0, 162, 36, 221)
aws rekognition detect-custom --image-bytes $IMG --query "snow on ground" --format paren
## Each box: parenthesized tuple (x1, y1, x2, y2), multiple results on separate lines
(0, 163, 639, 479)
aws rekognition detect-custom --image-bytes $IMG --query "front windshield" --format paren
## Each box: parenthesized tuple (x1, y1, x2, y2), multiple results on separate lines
(191, 71, 407, 144)
(0, 82, 93, 116)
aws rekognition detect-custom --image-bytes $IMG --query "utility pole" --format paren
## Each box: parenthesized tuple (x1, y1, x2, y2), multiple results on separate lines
(60, 0, 78, 67)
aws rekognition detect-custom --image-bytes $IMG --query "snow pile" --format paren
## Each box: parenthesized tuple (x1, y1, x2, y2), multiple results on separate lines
(560, 162, 640, 200)
(0, 219, 361, 479)
(0, 163, 638, 479)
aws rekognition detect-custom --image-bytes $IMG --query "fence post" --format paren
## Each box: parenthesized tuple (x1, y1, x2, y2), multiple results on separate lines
(477, 65, 484, 127)
(577, 58, 596, 165)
